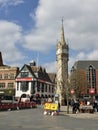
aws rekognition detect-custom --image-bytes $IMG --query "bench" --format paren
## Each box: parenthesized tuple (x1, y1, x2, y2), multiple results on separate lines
(80, 105, 94, 113)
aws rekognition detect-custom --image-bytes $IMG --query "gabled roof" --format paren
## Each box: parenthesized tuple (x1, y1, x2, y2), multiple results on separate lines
(48, 73, 56, 83)
(16, 64, 55, 84)
(74, 60, 98, 70)
(16, 64, 36, 79)
(38, 71, 51, 83)
(25, 64, 37, 78)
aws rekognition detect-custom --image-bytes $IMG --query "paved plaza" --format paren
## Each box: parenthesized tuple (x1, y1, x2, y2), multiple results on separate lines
(61, 105, 98, 119)
(0, 105, 98, 130)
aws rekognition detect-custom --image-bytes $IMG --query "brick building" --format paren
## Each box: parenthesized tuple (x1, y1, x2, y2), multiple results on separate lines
(0, 52, 19, 95)
(70, 60, 98, 97)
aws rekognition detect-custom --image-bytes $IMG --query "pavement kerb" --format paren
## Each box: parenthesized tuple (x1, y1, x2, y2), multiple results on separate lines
(60, 106, 98, 119)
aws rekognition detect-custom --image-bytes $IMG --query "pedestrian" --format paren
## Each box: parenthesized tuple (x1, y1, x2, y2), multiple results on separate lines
(72, 99, 80, 113)
(58, 102, 60, 112)
(93, 100, 98, 112)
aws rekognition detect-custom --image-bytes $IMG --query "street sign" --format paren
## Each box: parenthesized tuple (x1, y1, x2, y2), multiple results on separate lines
(89, 88, 95, 94)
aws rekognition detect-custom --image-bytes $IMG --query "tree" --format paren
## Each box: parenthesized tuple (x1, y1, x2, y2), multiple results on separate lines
(70, 69, 87, 97)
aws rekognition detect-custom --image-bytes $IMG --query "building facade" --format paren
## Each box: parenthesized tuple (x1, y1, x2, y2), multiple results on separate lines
(70, 60, 98, 97)
(0, 52, 19, 95)
(15, 61, 56, 100)
(56, 20, 69, 105)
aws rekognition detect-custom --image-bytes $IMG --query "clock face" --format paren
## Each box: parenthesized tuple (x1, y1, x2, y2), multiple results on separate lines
(57, 48, 68, 54)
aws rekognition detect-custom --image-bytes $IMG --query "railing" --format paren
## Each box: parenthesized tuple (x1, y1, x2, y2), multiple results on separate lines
(0, 102, 37, 111)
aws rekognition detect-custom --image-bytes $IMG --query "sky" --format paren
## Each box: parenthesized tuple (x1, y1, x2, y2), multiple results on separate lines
(0, 0, 98, 74)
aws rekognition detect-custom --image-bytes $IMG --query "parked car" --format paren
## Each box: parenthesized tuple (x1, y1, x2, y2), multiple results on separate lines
(20, 94, 30, 102)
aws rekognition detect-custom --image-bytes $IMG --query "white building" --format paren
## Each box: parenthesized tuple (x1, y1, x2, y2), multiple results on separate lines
(15, 61, 56, 100)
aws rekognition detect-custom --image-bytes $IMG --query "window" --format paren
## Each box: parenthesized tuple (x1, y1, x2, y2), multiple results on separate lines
(37, 82, 40, 92)
(0, 83, 5, 88)
(4, 74, 8, 79)
(45, 84, 47, 92)
(49, 85, 51, 92)
(10, 73, 14, 79)
(0, 74, 2, 79)
(8, 83, 14, 88)
(17, 82, 19, 90)
(21, 72, 29, 78)
(87, 65, 96, 90)
(52, 86, 54, 93)
(41, 83, 44, 92)
(31, 81, 35, 94)
(20, 81, 29, 92)
(40, 83, 42, 92)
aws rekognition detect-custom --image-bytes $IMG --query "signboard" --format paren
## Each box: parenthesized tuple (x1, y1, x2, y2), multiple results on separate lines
(16, 77, 33, 81)
(44, 103, 58, 111)
(89, 88, 95, 94)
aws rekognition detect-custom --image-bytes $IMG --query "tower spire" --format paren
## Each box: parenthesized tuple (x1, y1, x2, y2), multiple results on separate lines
(59, 17, 66, 45)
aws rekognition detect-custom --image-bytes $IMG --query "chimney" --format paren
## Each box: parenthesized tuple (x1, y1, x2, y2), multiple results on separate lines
(0, 52, 3, 66)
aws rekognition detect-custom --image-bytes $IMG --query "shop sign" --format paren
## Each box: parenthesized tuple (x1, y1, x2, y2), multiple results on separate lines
(16, 77, 32, 81)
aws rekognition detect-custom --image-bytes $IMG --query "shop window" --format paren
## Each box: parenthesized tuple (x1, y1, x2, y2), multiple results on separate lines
(52, 86, 54, 93)
(49, 85, 51, 92)
(31, 81, 35, 94)
(45, 84, 47, 92)
(17, 82, 19, 90)
(37, 82, 40, 92)
(41, 83, 44, 92)
(21, 81, 29, 92)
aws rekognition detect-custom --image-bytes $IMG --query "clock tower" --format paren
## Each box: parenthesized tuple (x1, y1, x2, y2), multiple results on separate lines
(56, 19, 69, 105)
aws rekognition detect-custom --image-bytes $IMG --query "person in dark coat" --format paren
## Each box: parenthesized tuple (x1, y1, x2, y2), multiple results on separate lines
(72, 99, 80, 113)
(93, 100, 98, 112)
(58, 102, 60, 112)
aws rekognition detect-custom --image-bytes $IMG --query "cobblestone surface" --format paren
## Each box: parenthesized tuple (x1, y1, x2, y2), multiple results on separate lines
(60, 106, 98, 119)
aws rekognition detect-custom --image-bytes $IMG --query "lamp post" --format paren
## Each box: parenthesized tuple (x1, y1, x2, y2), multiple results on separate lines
(66, 86, 69, 114)
(65, 78, 70, 114)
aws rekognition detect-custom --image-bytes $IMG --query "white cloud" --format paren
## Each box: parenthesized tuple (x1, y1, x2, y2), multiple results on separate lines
(24, 0, 98, 52)
(0, 20, 25, 64)
(69, 50, 98, 72)
(0, 0, 98, 72)
(23, 0, 98, 72)
(43, 61, 57, 73)
(87, 50, 98, 60)
(0, 0, 24, 7)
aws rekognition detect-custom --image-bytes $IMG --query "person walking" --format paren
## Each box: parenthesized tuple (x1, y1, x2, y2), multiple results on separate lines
(72, 99, 80, 114)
